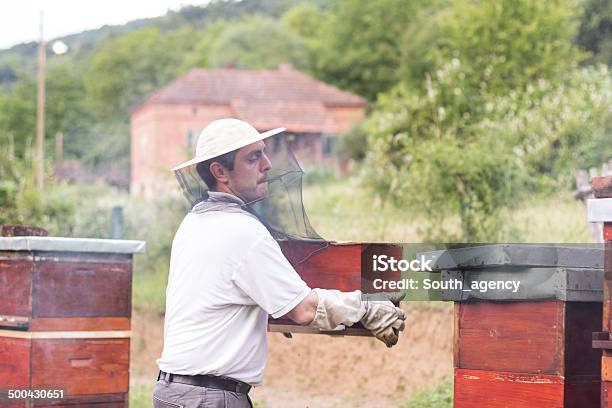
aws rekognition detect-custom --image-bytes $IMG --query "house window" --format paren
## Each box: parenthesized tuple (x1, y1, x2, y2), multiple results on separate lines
(322, 134, 335, 155)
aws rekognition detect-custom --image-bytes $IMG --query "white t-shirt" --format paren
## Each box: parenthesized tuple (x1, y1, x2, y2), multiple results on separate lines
(156, 210, 311, 385)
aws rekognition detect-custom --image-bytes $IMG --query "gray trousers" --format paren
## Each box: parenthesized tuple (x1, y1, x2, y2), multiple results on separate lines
(152, 379, 253, 408)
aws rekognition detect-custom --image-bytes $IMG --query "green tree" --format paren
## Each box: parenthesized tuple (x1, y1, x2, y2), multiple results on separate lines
(45, 62, 92, 159)
(410, 0, 583, 96)
(282, 3, 326, 41)
(313, 0, 424, 100)
(208, 17, 310, 69)
(398, 2, 450, 91)
(80, 120, 130, 171)
(362, 62, 611, 241)
(180, 20, 230, 69)
(359, 0, 588, 240)
(575, 0, 612, 65)
(84, 26, 196, 118)
(483, 65, 612, 189)
(456, 0, 579, 92)
(363, 60, 526, 241)
(0, 81, 36, 159)
(0, 64, 91, 162)
(0, 131, 21, 224)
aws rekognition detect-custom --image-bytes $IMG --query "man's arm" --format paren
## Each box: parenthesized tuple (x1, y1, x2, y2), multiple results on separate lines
(285, 289, 406, 348)
(234, 232, 406, 346)
(286, 290, 318, 325)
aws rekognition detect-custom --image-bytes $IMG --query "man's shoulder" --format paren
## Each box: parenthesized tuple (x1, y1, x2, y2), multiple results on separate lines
(184, 211, 270, 238)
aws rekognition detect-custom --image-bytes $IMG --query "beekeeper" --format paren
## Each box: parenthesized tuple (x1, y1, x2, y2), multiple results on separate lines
(153, 118, 406, 408)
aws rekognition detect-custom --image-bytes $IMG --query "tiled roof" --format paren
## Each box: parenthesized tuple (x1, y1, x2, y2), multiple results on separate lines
(230, 100, 335, 133)
(142, 66, 367, 108)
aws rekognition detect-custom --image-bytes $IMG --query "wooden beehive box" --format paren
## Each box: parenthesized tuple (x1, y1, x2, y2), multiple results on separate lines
(268, 241, 402, 335)
(0, 236, 145, 407)
(422, 244, 605, 408)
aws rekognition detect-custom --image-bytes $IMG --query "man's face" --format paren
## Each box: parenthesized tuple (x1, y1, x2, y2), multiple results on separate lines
(226, 140, 272, 203)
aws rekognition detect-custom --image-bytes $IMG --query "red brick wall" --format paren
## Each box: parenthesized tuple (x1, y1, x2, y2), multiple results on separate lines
(326, 106, 365, 133)
(130, 103, 233, 199)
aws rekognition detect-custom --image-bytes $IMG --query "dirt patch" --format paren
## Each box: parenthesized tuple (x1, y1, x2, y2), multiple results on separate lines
(131, 304, 454, 407)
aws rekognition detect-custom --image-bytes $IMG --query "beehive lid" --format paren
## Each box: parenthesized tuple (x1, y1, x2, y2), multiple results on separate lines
(420, 244, 603, 271)
(0, 236, 145, 254)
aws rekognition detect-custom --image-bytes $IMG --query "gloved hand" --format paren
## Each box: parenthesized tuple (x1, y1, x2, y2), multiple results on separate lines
(308, 289, 366, 330)
(360, 293, 406, 348)
(308, 290, 406, 347)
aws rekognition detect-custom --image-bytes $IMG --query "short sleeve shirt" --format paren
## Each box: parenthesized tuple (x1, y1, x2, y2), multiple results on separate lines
(156, 210, 310, 385)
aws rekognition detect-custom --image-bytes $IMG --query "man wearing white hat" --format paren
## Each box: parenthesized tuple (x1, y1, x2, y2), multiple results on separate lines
(153, 119, 406, 408)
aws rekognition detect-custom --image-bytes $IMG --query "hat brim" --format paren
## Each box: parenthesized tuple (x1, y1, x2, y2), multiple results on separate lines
(171, 127, 286, 171)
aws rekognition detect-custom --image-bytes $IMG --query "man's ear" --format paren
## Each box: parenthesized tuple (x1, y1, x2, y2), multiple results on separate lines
(210, 162, 230, 185)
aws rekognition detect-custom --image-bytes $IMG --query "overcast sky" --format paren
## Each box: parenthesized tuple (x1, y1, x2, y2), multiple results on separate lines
(0, 0, 211, 50)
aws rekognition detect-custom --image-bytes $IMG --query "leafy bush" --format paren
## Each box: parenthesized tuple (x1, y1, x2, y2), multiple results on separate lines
(362, 58, 526, 241)
(481, 65, 612, 190)
(359, 0, 609, 242)
(362, 61, 611, 241)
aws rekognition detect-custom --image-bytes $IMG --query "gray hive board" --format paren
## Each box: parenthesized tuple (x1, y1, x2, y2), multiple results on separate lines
(0, 236, 146, 254)
(440, 267, 603, 302)
(419, 244, 604, 271)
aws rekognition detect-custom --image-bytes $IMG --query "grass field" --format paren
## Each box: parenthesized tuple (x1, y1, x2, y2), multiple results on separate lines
(302, 180, 590, 243)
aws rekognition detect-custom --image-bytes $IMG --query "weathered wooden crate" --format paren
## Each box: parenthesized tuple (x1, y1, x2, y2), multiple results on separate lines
(0, 334, 130, 407)
(268, 241, 402, 335)
(422, 244, 605, 408)
(0, 236, 144, 407)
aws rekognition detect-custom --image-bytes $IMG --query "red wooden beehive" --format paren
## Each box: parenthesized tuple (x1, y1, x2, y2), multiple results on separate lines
(268, 241, 402, 335)
(0, 236, 145, 407)
(423, 244, 604, 408)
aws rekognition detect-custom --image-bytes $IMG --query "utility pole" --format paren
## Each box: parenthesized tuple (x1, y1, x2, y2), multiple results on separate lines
(35, 10, 46, 191)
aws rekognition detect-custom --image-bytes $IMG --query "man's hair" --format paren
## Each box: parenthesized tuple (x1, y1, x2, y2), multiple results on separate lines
(196, 150, 238, 189)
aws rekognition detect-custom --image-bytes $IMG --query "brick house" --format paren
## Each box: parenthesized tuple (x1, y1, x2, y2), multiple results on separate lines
(130, 64, 367, 199)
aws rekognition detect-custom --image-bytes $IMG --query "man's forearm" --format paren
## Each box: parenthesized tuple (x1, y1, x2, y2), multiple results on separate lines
(286, 290, 319, 325)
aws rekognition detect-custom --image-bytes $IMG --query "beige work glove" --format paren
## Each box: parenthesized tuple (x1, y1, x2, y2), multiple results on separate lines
(308, 289, 366, 330)
(308, 289, 406, 347)
(360, 292, 406, 348)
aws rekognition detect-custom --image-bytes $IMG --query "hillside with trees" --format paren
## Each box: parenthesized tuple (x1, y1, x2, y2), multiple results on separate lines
(0, 0, 610, 242)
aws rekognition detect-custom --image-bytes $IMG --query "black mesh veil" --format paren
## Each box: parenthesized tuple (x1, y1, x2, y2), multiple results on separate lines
(174, 134, 324, 242)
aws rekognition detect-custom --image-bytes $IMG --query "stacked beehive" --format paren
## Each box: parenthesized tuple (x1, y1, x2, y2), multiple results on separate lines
(589, 176, 612, 407)
(423, 244, 604, 407)
(0, 235, 144, 407)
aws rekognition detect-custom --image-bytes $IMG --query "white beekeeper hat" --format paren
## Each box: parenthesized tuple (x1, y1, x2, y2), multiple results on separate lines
(172, 118, 285, 171)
